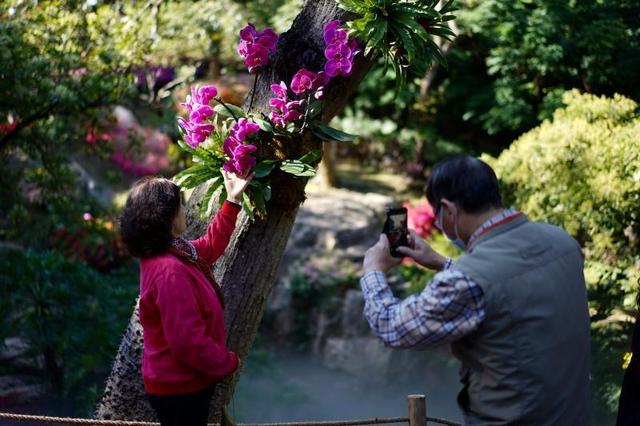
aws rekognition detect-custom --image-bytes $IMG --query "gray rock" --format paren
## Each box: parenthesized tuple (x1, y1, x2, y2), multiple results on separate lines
(0, 375, 47, 404)
(341, 290, 370, 338)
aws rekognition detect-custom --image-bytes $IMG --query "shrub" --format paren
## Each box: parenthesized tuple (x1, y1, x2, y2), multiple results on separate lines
(0, 248, 138, 410)
(484, 90, 640, 423)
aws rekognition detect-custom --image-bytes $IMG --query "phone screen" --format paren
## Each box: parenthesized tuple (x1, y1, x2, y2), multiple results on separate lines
(384, 208, 408, 257)
(388, 213, 407, 248)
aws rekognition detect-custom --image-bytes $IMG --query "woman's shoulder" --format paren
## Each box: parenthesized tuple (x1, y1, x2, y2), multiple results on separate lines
(140, 252, 190, 278)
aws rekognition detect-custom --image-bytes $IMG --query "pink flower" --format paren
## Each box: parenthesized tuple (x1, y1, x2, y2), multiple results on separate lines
(177, 84, 218, 148)
(230, 118, 260, 141)
(323, 20, 349, 46)
(404, 201, 436, 239)
(256, 28, 279, 51)
(291, 69, 318, 95)
(237, 23, 279, 73)
(267, 81, 305, 128)
(223, 136, 257, 176)
(322, 21, 360, 78)
(189, 105, 214, 123)
(271, 82, 288, 99)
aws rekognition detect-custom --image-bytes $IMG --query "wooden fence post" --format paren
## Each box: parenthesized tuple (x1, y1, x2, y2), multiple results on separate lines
(408, 394, 427, 426)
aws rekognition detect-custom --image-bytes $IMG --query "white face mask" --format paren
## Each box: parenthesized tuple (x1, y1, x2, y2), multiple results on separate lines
(437, 205, 467, 251)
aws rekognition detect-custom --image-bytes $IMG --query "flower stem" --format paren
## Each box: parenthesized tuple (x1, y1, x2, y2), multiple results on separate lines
(214, 97, 239, 122)
(301, 92, 313, 130)
(248, 72, 259, 112)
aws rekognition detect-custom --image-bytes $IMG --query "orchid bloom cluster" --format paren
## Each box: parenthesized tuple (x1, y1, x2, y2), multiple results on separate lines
(237, 23, 279, 73)
(178, 85, 218, 148)
(323, 20, 359, 77)
(223, 118, 260, 176)
(268, 82, 306, 128)
(245, 20, 358, 129)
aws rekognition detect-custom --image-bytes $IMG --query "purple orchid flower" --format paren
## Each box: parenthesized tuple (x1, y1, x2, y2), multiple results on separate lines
(237, 23, 279, 73)
(291, 69, 318, 95)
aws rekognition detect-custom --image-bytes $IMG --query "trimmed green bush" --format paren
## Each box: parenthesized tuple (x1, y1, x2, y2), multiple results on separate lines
(0, 248, 138, 411)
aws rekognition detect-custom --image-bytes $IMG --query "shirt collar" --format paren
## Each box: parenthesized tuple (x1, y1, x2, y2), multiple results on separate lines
(467, 208, 523, 251)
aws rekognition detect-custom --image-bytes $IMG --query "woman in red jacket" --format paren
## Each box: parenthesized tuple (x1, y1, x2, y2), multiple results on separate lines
(119, 170, 252, 426)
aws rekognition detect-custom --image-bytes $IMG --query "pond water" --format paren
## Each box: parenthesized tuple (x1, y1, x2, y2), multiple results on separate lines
(232, 351, 463, 424)
(0, 350, 463, 425)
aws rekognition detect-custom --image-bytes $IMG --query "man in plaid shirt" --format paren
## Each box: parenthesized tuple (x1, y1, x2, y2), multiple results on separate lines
(360, 156, 591, 425)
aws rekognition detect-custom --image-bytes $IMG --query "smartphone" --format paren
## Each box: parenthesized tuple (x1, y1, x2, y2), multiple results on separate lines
(382, 207, 408, 258)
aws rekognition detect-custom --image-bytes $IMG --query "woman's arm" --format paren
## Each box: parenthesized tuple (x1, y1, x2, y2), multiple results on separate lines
(191, 200, 241, 265)
(191, 170, 253, 265)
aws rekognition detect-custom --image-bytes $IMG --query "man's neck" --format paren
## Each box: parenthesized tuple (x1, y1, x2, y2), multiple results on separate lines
(463, 207, 506, 241)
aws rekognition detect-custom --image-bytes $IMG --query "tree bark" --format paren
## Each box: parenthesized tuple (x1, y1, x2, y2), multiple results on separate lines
(317, 141, 339, 189)
(95, 0, 373, 421)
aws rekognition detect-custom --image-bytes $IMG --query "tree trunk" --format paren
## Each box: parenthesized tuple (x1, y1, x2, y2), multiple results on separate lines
(317, 141, 339, 189)
(95, 0, 373, 421)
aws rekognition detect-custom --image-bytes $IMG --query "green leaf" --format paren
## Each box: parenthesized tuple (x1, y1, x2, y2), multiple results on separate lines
(241, 192, 255, 221)
(312, 123, 358, 142)
(213, 103, 245, 119)
(280, 160, 316, 177)
(173, 164, 215, 188)
(250, 182, 269, 216)
(366, 19, 387, 56)
(177, 138, 197, 155)
(307, 101, 323, 119)
(285, 122, 296, 133)
(253, 117, 274, 133)
(253, 160, 276, 178)
(200, 176, 224, 218)
(299, 149, 323, 165)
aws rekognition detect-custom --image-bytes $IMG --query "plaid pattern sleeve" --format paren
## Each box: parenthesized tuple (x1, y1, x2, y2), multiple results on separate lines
(359, 270, 485, 349)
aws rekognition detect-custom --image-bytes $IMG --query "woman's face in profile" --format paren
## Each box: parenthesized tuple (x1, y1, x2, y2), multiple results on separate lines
(172, 203, 187, 237)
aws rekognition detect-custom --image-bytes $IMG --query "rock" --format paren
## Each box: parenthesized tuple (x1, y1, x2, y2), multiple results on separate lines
(323, 336, 454, 384)
(0, 338, 30, 362)
(0, 375, 47, 404)
(341, 290, 370, 338)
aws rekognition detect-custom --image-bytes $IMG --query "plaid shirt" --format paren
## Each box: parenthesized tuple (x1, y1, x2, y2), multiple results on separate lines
(360, 268, 485, 348)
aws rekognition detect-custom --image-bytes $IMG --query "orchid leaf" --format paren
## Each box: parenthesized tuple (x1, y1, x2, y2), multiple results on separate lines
(299, 149, 323, 165)
(280, 160, 316, 177)
(253, 117, 274, 133)
(213, 103, 245, 119)
(311, 123, 358, 142)
(253, 160, 276, 178)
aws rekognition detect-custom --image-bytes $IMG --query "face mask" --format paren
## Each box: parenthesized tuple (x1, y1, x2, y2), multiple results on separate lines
(438, 206, 467, 251)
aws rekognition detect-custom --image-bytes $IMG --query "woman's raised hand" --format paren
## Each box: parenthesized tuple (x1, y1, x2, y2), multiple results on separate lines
(222, 169, 254, 204)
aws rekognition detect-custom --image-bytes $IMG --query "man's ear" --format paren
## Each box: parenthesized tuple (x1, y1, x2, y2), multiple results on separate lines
(440, 198, 456, 214)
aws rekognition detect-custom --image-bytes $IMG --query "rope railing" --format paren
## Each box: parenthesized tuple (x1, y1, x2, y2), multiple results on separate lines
(0, 395, 461, 426)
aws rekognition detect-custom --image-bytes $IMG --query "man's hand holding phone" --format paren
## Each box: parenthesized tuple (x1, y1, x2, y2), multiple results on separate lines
(363, 234, 403, 274)
(396, 230, 448, 271)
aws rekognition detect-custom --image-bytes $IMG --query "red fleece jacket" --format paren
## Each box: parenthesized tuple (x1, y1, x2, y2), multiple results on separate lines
(139, 200, 241, 396)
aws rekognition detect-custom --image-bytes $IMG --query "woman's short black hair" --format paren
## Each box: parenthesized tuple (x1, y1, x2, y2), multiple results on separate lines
(426, 155, 502, 214)
(119, 177, 181, 258)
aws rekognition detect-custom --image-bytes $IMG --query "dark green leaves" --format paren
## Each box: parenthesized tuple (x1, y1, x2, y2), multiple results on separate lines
(339, 0, 457, 88)
(279, 149, 323, 177)
(312, 123, 358, 142)
(213, 103, 245, 119)
(280, 160, 317, 177)
(253, 160, 277, 178)
(253, 117, 274, 133)
(173, 164, 217, 189)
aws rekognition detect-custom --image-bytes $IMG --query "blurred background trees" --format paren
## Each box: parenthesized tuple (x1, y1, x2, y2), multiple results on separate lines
(1, 0, 639, 424)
